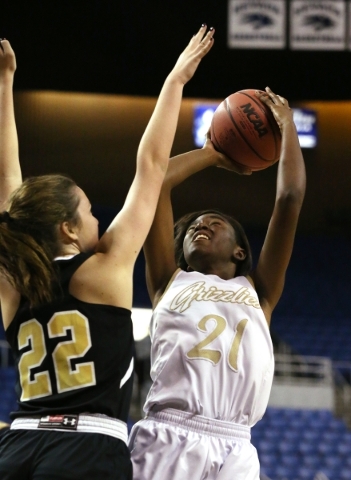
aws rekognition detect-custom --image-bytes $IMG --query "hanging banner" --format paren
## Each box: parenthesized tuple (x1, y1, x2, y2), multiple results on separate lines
(228, 0, 286, 49)
(290, 0, 346, 50)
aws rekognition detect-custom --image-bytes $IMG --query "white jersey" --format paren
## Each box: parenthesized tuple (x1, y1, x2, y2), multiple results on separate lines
(143, 269, 274, 427)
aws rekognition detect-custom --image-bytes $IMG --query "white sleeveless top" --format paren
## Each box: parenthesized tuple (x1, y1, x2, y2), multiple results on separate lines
(143, 269, 274, 427)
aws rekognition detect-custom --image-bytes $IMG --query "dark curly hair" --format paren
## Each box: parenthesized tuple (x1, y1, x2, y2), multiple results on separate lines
(174, 209, 252, 277)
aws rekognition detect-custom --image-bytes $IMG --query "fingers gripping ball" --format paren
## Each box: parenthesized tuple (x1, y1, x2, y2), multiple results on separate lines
(210, 89, 281, 171)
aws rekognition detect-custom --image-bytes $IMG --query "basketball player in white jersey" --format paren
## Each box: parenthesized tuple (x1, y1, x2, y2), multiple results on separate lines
(128, 88, 306, 479)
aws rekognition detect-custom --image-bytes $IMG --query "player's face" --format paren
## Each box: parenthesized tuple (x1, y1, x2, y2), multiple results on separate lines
(183, 213, 237, 270)
(74, 187, 99, 252)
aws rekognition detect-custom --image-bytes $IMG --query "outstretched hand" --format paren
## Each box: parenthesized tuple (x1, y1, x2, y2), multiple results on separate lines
(169, 25, 215, 85)
(0, 40, 16, 78)
(203, 133, 252, 175)
(255, 87, 294, 131)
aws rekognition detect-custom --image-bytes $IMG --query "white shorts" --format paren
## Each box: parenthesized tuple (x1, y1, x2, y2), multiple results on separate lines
(128, 408, 260, 480)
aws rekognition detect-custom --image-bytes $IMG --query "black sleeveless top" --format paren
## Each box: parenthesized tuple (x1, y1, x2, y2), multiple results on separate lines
(6, 253, 134, 423)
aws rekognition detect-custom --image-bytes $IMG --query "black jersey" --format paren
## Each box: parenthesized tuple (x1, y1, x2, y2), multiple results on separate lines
(5, 253, 134, 423)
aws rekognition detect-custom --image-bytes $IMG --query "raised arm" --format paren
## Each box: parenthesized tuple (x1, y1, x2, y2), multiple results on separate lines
(251, 87, 306, 323)
(144, 134, 250, 305)
(0, 40, 21, 211)
(96, 26, 215, 267)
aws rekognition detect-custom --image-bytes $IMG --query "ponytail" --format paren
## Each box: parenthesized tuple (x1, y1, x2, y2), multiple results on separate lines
(0, 175, 80, 307)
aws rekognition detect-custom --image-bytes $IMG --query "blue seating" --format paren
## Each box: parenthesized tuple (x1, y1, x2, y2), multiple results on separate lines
(318, 467, 341, 479)
(288, 418, 306, 430)
(281, 453, 299, 467)
(282, 430, 300, 442)
(317, 441, 339, 456)
(301, 430, 320, 442)
(259, 452, 278, 467)
(253, 406, 351, 480)
(302, 455, 321, 469)
(298, 441, 319, 456)
(274, 465, 297, 479)
(296, 466, 318, 479)
(266, 416, 287, 429)
(337, 442, 351, 456)
(323, 455, 345, 470)
(321, 430, 344, 443)
(273, 314, 351, 362)
(340, 467, 351, 480)
(262, 430, 282, 442)
(277, 440, 299, 455)
(260, 466, 275, 479)
(257, 439, 278, 455)
(328, 417, 348, 432)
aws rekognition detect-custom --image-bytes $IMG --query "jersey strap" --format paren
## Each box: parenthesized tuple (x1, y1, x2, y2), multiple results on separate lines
(54, 252, 94, 291)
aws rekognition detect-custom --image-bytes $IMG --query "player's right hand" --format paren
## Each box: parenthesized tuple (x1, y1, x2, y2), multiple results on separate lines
(0, 40, 17, 77)
(203, 133, 252, 175)
(168, 25, 215, 85)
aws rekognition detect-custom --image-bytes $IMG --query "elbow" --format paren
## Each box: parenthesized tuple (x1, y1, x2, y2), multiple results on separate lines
(276, 189, 305, 210)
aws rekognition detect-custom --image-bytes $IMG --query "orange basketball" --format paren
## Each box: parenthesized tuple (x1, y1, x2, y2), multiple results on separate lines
(210, 89, 281, 171)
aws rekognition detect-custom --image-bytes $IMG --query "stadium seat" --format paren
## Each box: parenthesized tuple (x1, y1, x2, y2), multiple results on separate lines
(340, 467, 351, 480)
(297, 466, 319, 479)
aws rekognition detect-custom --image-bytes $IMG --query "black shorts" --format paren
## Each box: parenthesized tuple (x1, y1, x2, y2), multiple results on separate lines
(0, 429, 132, 480)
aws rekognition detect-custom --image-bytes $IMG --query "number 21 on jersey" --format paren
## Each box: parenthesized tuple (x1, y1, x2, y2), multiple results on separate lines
(187, 314, 248, 371)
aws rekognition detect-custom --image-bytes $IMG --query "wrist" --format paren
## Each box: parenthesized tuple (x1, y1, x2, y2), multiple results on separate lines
(201, 144, 222, 166)
(280, 118, 296, 131)
(166, 70, 188, 87)
(0, 70, 15, 85)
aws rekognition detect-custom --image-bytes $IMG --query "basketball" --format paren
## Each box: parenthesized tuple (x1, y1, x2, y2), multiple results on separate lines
(210, 89, 281, 171)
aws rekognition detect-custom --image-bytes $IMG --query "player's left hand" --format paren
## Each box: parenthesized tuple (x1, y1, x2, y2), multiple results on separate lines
(255, 87, 294, 131)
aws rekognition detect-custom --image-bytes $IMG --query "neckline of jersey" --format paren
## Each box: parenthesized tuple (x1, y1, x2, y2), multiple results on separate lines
(54, 254, 78, 261)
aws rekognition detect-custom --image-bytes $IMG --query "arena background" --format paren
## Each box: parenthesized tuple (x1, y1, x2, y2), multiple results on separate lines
(1, 2, 351, 479)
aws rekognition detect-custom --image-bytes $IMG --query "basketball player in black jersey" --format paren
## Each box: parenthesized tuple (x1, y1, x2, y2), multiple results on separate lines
(0, 27, 215, 480)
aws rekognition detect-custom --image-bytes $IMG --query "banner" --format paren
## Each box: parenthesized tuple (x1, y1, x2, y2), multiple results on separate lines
(290, 0, 346, 50)
(228, 0, 286, 49)
(193, 104, 317, 149)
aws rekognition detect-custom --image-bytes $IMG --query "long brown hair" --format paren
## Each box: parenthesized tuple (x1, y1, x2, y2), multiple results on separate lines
(174, 209, 252, 277)
(0, 174, 80, 307)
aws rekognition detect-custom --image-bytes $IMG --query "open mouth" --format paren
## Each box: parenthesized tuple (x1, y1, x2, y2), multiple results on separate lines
(193, 233, 210, 241)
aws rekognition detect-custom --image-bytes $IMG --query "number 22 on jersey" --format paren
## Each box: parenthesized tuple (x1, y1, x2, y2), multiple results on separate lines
(187, 314, 248, 371)
(18, 311, 96, 401)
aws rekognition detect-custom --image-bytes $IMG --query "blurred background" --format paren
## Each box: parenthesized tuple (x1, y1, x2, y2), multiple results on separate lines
(1, 2, 351, 479)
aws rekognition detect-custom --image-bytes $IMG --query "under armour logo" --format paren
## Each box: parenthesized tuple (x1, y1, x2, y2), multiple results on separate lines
(63, 418, 77, 426)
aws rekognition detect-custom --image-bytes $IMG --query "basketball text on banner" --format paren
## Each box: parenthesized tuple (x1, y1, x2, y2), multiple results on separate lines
(290, 0, 346, 50)
(227, 0, 286, 49)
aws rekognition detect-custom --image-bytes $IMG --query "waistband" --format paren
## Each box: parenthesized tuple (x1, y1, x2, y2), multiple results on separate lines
(146, 408, 251, 441)
(10, 413, 128, 444)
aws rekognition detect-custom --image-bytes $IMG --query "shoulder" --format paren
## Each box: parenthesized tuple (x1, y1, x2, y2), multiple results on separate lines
(68, 252, 134, 309)
(243, 274, 272, 325)
(153, 268, 184, 307)
(0, 276, 21, 330)
(239, 274, 256, 289)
